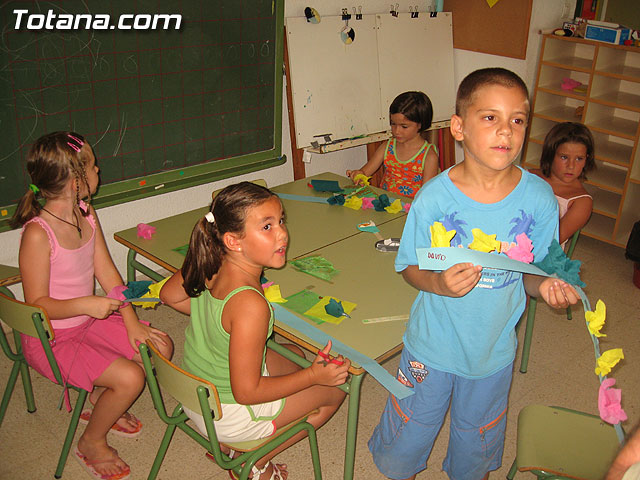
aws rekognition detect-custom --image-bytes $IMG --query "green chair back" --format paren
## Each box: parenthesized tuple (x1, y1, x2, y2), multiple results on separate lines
(0, 292, 88, 479)
(507, 405, 621, 480)
(519, 229, 581, 373)
(140, 340, 322, 480)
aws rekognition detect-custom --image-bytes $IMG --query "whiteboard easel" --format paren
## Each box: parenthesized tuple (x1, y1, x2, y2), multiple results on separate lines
(286, 12, 455, 150)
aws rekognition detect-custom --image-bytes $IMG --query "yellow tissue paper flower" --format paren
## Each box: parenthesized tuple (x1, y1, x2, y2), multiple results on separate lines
(595, 348, 624, 376)
(264, 285, 287, 303)
(385, 199, 403, 214)
(468, 228, 501, 253)
(132, 277, 170, 309)
(586, 299, 607, 338)
(430, 221, 457, 248)
(353, 173, 371, 186)
(344, 195, 363, 210)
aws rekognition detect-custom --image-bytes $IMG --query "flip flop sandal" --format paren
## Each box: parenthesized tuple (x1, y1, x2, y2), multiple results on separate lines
(79, 409, 143, 438)
(73, 445, 131, 480)
(227, 460, 287, 480)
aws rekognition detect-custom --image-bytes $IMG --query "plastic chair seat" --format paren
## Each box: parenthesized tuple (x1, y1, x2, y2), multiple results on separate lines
(508, 405, 620, 480)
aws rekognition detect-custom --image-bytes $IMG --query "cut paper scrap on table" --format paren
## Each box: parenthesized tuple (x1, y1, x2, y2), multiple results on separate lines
(173, 244, 189, 256)
(289, 255, 339, 282)
(310, 179, 343, 193)
(271, 303, 413, 400)
(303, 296, 356, 325)
(264, 284, 287, 303)
(385, 198, 403, 214)
(282, 289, 325, 324)
(344, 195, 363, 210)
(136, 223, 156, 239)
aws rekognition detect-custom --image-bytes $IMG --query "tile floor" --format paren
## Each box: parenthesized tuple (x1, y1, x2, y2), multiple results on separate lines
(1, 235, 639, 479)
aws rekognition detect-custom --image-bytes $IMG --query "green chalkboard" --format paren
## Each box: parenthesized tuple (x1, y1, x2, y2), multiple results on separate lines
(0, 0, 285, 231)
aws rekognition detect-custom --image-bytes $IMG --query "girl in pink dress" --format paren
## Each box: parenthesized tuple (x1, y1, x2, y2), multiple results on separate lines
(11, 132, 173, 480)
(530, 122, 595, 248)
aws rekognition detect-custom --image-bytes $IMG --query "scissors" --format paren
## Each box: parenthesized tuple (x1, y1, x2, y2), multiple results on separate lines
(317, 350, 345, 366)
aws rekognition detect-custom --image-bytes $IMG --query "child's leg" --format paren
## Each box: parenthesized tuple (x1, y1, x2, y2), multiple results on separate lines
(368, 348, 452, 480)
(443, 363, 513, 480)
(241, 343, 347, 479)
(77, 357, 145, 477)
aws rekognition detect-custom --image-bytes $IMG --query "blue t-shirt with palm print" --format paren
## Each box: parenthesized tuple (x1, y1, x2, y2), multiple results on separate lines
(395, 166, 558, 378)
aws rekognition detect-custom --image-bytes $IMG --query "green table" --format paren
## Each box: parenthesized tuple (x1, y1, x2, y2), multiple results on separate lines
(113, 173, 415, 479)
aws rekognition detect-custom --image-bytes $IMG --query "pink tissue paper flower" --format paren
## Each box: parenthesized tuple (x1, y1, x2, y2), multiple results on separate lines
(361, 197, 374, 210)
(505, 232, 534, 263)
(403, 202, 411, 213)
(598, 377, 627, 424)
(137, 223, 157, 239)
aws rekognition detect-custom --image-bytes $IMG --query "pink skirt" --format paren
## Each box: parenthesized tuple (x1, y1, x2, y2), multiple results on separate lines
(21, 313, 147, 392)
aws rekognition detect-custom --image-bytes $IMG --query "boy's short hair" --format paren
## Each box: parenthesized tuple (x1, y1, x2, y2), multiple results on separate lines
(455, 68, 529, 116)
(540, 122, 596, 180)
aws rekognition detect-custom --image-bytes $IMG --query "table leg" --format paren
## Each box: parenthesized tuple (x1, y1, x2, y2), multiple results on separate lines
(344, 372, 364, 480)
(126, 250, 165, 283)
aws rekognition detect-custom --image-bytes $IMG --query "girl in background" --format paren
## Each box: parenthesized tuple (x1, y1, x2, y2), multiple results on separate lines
(347, 91, 439, 198)
(531, 122, 595, 247)
(12, 131, 173, 480)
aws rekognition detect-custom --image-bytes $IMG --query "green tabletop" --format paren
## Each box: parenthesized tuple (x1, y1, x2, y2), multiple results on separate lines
(114, 172, 407, 274)
(266, 218, 415, 367)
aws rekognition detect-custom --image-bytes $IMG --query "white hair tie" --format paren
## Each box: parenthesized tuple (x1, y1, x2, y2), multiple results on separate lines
(205, 212, 215, 223)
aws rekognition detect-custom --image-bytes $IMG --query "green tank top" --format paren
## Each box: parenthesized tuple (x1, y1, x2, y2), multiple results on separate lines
(182, 286, 274, 404)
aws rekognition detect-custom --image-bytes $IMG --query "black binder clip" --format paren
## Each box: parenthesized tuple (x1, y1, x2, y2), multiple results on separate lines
(410, 6, 419, 18)
(390, 3, 399, 17)
(354, 6, 362, 20)
(341, 8, 351, 21)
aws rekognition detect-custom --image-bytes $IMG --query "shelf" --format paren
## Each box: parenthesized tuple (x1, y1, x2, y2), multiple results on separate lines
(585, 161, 627, 193)
(595, 47, 640, 82)
(582, 212, 616, 242)
(586, 102, 639, 138)
(542, 37, 595, 71)
(591, 131, 634, 166)
(584, 184, 621, 217)
(538, 64, 590, 96)
(528, 117, 560, 140)
(531, 36, 640, 249)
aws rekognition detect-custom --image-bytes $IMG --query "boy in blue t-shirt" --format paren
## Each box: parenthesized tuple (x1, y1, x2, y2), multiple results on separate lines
(368, 68, 580, 480)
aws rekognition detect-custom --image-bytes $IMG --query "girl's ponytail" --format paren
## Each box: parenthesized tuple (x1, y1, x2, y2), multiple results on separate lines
(10, 185, 42, 227)
(181, 214, 225, 297)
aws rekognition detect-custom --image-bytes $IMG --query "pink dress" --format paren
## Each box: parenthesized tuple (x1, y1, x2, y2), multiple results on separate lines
(20, 206, 140, 396)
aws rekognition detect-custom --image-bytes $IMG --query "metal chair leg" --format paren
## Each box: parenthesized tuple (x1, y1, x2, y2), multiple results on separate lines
(519, 297, 537, 374)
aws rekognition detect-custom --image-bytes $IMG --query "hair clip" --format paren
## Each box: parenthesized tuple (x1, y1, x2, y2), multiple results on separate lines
(67, 134, 84, 145)
(205, 212, 215, 223)
(28, 183, 40, 194)
(67, 142, 81, 152)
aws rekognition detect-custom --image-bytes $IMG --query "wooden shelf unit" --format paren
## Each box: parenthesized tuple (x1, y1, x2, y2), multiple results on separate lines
(521, 34, 640, 247)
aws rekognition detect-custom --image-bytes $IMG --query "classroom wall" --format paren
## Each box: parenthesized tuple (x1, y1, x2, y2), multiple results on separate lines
(0, 0, 573, 298)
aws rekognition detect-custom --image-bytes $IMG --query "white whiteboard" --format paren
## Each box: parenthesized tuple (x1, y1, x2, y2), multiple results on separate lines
(286, 12, 455, 149)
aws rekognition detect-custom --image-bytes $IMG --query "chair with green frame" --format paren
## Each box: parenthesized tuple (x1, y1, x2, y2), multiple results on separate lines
(507, 404, 621, 479)
(519, 230, 581, 374)
(139, 340, 323, 480)
(0, 292, 89, 479)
